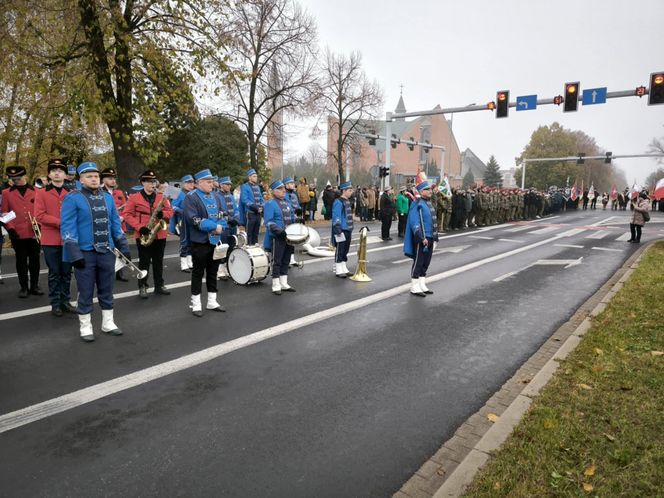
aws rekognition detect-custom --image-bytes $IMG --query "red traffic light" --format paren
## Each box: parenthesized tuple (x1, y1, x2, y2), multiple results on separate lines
(654, 74, 664, 85)
(487, 101, 496, 110)
(497, 92, 507, 101)
(553, 95, 563, 105)
(636, 86, 647, 97)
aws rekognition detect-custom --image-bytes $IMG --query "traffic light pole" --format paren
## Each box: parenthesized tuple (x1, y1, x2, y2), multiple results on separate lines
(385, 112, 392, 191)
(520, 153, 664, 190)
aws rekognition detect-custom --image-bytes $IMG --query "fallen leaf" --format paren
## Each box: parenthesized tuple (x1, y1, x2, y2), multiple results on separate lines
(493, 482, 501, 490)
(543, 419, 555, 429)
(603, 433, 616, 442)
(551, 471, 562, 479)
(521, 377, 532, 384)
(577, 383, 593, 390)
(487, 413, 499, 423)
(594, 348, 604, 355)
(583, 464, 596, 476)
(583, 482, 594, 492)
(651, 351, 664, 357)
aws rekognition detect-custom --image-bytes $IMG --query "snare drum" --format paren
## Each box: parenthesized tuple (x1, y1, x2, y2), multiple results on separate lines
(227, 246, 269, 285)
(285, 223, 309, 246)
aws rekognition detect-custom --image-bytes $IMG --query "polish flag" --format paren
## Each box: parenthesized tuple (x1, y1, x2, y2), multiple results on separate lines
(588, 184, 595, 200)
(630, 181, 640, 199)
(655, 178, 664, 200)
(570, 182, 578, 201)
(610, 184, 618, 200)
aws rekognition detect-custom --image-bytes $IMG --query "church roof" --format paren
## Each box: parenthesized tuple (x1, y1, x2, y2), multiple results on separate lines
(395, 94, 407, 114)
(460, 148, 486, 179)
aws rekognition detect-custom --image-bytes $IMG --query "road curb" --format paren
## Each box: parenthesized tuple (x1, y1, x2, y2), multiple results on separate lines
(394, 241, 655, 498)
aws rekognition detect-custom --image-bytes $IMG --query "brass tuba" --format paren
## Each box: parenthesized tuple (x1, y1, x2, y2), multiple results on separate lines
(139, 193, 168, 246)
(350, 226, 371, 282)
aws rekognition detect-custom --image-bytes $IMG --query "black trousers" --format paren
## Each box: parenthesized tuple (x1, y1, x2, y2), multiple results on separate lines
(334, 229, 352, 263)
(190, 242, 220, 295)
(271, 238, 294, 277)
(381, 212, 393, 239)
(411, 237, 434, 278)
(12, 238, 40, 290)
(246, 212, 261, 245)
(398, 214, 407, 237)
(136, 238, 166, 288)
(629, 223, 642, 242)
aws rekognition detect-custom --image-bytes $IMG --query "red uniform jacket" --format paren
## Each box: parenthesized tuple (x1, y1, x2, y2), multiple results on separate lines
(106, 186, 128, 231)
(124, 191, 173, 240)
(34, 185, 71, 246)
(1, 185, 37, 240)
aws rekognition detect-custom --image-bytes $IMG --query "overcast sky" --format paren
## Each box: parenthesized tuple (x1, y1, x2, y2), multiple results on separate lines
(284, 0, 664, 186)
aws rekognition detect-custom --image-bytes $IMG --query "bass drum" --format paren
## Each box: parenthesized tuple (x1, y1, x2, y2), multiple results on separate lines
(228, 246, 269, 285)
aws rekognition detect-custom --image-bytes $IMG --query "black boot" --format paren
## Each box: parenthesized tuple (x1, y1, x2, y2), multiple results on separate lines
(139, 286, 149, 299)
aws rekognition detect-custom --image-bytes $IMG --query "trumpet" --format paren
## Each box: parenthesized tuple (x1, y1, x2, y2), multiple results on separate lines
(113, 248, 148, 279)
(28, 212, 41, 244)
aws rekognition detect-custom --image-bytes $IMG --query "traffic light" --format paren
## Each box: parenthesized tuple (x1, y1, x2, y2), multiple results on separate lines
(564, 82, 579, 112)
(423, 140, 431, 154)
(635, 86, 647, 98)
(648, 72, 664, 105)
(407, 137, 414, 151)
(496, 90, 509, 118)
(577, 152, 586, 165)
(553, 95, 563, 106)
(378, 166, 389, 178)
(604, 152, 612, 164)
(368, 135, 376, 146)
(390, 133, 398, 149)
(487, 101, 496, 111)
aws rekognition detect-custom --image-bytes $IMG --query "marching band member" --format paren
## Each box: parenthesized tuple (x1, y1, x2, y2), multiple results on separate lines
(60, 162, 130, 342)
(263, 179, 296, 295)
(124, 170, 173, 299)
(1, 165, 43, 298)
(239, 168, 264, 245)
(171, 174, 195, 273)
(216, 175, 240, 280)
(101, 167, 130, 281)
(331, 181, 354, 278)
(34, 159, 75, 316)
(403, 180, 439, 296)
(64, 164, 81, 190)
(283, 176, 302, 267)
(183, 169, 228, 316)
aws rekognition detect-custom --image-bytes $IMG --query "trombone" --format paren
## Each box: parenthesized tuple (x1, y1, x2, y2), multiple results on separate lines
(113, 248, 148, 279)
(28, 212, 41, 244)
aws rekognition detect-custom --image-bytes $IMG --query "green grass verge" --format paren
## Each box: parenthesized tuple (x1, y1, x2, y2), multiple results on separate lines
(462, 241, 664, 498)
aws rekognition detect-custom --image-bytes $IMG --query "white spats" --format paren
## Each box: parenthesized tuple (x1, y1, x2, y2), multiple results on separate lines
(79, 314, 94, 342)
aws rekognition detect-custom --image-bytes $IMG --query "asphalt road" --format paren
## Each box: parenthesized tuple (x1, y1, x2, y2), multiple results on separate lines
(1, 209, 662, 497)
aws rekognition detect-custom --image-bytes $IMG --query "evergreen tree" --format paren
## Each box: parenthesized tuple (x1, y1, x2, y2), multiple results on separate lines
(484, 155, 503, 187)
(462, 170, 475, 188)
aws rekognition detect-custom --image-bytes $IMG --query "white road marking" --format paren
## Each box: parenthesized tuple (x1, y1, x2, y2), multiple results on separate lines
(392, 245, 470, 264)
(554, 243, 585, 249)
(528, 226, 559, 235)
(505, 225, 536, 232)
(0, 231, 570, 434)
(615, 233, 632, 241)
(469, 235, 494, 240)
(559, 228, 587, 237)
(592, 246, 624, 252)
(586, 231, 610, 239)
(497, 238, 523, 243)
(493, 257, 583, 282)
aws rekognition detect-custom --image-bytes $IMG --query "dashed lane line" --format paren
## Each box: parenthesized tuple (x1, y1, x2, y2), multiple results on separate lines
(0, 231, 570, 435)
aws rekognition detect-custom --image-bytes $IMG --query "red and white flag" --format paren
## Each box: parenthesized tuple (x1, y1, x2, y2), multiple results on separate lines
(630, 181, 640, 199)
(570, 182, 578, 201)
(588, 184, 595, 200)
(610, 184, 618, 200)
(655, 178, 664, 200)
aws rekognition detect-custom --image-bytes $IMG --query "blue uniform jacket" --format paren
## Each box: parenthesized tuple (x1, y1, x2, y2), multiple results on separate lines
(239, 182, 265, 225)
(403, 199, 438, 259)
(169, 190, 187, 234)
(60, 189, 128, 262)
(331, 197, 353, 246)
(183, 189, 228, 245)
(262, 198, 295, 251)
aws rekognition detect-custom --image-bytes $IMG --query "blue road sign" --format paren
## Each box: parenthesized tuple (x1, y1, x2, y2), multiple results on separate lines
(582, 87, 607, 105)
(516, 95, 537, 111)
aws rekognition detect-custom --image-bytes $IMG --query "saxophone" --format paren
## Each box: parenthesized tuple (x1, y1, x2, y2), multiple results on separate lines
(139, 194, 168, 246)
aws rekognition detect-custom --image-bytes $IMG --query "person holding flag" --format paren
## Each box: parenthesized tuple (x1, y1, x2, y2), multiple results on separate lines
(403, 179, 438, 297)
(628, 190, 651, 243)
(610, 184, 618, 210)
(588, 184, 597, 209)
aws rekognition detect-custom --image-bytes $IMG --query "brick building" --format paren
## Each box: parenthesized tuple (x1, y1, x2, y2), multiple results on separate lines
(326, 93, 463, 187)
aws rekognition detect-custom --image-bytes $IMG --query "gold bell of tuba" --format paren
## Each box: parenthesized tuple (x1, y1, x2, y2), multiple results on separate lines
(350, 226, 372, 282)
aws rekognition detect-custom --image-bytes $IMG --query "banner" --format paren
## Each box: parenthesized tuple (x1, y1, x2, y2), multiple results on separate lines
(655, 178, 664, 200)
(570, 182, 578, 202)
(610, 184, 618, 200)
(588, 184, 595, 200)
(439, 174, 451, 197)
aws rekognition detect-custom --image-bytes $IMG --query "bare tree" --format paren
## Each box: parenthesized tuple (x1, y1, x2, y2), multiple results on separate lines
(318, 48, 383, 181)
(223, 0, 318, 173)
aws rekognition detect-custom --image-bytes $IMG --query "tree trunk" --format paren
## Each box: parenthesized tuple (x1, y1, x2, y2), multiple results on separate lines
(14, 111, 32, 166)
(28, 112, 49, 178)
(336, 119, 344, 182)
(108, 119, 144, 188)
(0, 82, 18, 169)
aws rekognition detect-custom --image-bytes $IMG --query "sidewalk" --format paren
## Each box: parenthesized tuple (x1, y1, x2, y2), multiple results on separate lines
(395, 240, 664, 498)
